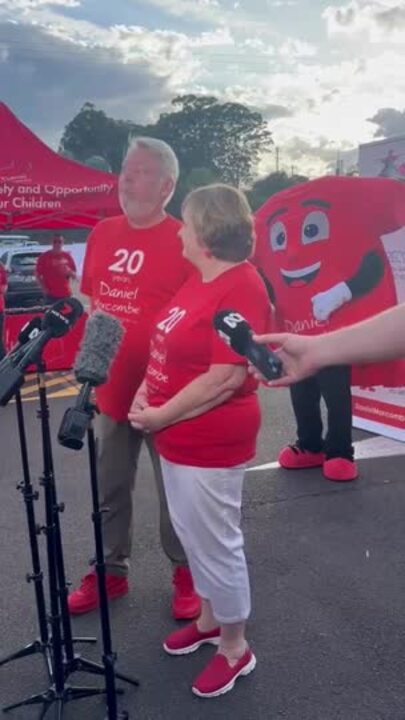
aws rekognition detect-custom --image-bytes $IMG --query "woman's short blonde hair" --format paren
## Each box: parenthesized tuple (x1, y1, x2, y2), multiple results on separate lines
(182, 184, 255, 262)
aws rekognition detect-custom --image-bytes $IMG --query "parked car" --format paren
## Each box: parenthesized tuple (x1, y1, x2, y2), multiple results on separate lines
(0, 246, 50, 308)
(0, 235, 38, 247)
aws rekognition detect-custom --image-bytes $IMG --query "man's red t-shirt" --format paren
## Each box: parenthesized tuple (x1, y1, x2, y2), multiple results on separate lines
(36, 250, 76, 298)
(0, 262, 7, 312)
(80, 214, 193, 421)
(146, 262, 272, 468)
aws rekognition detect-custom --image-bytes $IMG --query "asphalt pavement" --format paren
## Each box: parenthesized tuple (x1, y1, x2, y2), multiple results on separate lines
(1, 388, 405, 720)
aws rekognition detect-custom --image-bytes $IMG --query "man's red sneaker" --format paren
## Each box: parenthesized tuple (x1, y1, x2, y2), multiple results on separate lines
(192, 649, 256, 698)
(172, 566, 201, 620)
(163, 621, 220, 655)
(68, 572, 129, 615)
(323, 458, 358, 482)
(278, 444, 325, 469)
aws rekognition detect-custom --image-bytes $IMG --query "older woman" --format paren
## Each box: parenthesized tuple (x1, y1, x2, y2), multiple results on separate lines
(129, 184, 272, 698)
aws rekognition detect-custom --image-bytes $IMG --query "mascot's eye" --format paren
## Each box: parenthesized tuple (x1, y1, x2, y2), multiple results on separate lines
(301, 211, 330, 245)
(270, 221, 287, 252)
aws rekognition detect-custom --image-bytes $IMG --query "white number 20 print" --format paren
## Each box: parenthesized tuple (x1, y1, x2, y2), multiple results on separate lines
(108, 249, 145, 275)
(156, 307, 186, 334)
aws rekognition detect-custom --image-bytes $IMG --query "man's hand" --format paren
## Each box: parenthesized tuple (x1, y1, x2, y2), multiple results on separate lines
(128, 406, 166, 433)
(250, 333, 323, 386)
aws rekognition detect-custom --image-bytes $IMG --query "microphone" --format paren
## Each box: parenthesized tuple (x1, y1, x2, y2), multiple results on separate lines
(0, 316, 43, 372)
(58, 311, 124, 450)
(0, 298, 84, 406)
(14, 298, 83, 372)
(16, 316, 43, 347)
(213, 309, 283, 381)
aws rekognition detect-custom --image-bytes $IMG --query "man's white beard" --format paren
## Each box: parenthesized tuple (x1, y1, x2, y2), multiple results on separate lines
(120, 193, 161, 221)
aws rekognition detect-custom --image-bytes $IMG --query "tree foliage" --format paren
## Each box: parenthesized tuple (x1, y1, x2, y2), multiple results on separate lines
(60, 95, 272, 187)
(59, 97, 312, 215)
(246, 170, 308, 211)
(152, 95, 272, 187)
(59, 102, 143, 173)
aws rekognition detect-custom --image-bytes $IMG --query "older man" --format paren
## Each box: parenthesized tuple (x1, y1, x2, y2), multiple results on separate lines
(68, 137, 200, 619)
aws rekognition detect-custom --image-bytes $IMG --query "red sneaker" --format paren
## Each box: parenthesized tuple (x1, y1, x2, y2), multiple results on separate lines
(172, 566, 201, 620)
(192, 649, 256, 698)
(68, 572, 129, 615)
(323, 458, 358, 482)
(278, 444, 325, 469)
(163, 621, 220, 655)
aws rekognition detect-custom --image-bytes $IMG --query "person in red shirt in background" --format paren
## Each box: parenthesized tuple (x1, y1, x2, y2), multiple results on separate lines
(129, 185, 272, 699)
(36, 234, 77, 304)
(0, 260, 8, 359)
(68, 137, 200, 620)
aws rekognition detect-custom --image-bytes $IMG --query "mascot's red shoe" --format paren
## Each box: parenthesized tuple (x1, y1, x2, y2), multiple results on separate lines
(323, 458, 358, 482)
(278, 445, 325, 469)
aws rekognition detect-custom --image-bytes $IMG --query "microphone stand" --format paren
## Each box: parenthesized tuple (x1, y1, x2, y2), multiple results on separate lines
(1, 359, 123, 719)
(59, 391, 139, 719)
(0, 389, 52, 680)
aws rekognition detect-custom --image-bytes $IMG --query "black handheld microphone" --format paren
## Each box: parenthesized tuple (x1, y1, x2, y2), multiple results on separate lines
(15, 297, 84, 371)
(58, 311, 124, 450)
(213, 309, 283, 381)
(0, 298, 84, 406)
(0, 316, 43, 372)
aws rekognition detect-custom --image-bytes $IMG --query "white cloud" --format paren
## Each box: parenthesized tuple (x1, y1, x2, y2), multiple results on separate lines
(267, 0, 298, 5)
(0, 43, 9, 62)
(1, 0, 405, 177)
(136, 0, 280, 37)
(8, 0, 80, 8)
(324, 0, 405, 42)
(279, 38, 318, 60)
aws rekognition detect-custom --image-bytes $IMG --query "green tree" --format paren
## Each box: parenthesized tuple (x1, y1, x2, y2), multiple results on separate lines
(246, 170, 308, 211)
(167, 166, 221, 217)
(154, 95, 272, 187)
(59, 102, 144, 173)
(84, 155, 113, 173)
(59, 149, 75, 161)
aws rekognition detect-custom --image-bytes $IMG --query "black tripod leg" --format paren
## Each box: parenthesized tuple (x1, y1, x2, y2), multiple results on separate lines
(3, 690, 50, 713)
(54, 698, 64, 720)
(37, 701, 52, 720)
(67, 686, 110, 700)
(115, 669, 140, 687)
(72, 636, 98, 645)
(76, 656, 138, 686)
(0, 640, 43, 667)
(71, 656, 105, 676)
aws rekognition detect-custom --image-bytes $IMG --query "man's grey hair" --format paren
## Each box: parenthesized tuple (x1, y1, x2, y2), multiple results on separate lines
(125, 137, 179, 184)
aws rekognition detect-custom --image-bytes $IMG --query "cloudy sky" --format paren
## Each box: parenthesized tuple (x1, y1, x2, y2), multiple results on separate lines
(1, 0, 405, 177)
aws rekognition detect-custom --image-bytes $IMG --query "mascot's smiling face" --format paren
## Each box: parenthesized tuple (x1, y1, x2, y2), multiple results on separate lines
(254, 175, 403, 334)
(255, 175, 400, 296)
(267, 198, 331, 288)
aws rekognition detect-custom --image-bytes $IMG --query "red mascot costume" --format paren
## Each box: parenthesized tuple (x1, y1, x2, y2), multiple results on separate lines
(254, 175, 405, 482)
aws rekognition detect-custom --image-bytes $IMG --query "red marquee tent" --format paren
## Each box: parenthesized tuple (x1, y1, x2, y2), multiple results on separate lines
(0, 102, 120, 230)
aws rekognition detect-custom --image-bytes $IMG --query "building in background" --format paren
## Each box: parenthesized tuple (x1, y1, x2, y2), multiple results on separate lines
(359, 135, 405, 180)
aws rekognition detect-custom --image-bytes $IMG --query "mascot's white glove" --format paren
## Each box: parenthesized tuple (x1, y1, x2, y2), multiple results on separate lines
(311, 282, 352, 322)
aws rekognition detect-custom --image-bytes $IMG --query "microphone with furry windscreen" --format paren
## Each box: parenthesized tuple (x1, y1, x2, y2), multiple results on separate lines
(58, 311, 124, 450)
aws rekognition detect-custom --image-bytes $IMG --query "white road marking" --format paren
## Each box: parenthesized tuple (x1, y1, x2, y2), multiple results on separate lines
(248, 436, 405, 473)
